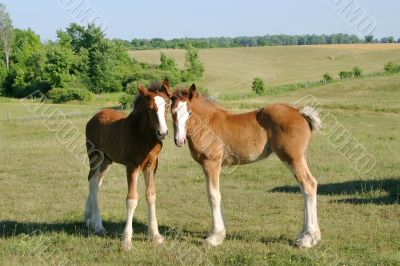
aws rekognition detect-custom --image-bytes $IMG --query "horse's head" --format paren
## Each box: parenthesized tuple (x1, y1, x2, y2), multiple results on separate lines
(137, 80, 173, 141)
(170, 84, 198, 147)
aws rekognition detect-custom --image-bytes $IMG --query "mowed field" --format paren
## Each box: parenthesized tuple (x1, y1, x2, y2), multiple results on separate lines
(130, 44, 400, 94)
(1, 45, 400, 265)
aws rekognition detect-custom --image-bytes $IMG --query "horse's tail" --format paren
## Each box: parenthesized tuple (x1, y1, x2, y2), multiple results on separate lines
(300, 106, 321, 131)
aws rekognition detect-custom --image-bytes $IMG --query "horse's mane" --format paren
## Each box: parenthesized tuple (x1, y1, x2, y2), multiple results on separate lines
(132, 81, 165, 110)
(173, 88, 229, 114)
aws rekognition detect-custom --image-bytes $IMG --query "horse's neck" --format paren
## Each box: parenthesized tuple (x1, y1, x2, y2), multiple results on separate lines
(192, 98, 222, 120)
(187, 99, 222, 139)
(127, 107, 155, 138)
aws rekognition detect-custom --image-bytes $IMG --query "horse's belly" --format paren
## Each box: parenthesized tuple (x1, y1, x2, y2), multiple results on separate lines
(222, 143, 271, 166)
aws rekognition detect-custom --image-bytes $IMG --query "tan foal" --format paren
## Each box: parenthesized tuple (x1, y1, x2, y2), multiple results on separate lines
(170, 85, 321, 248)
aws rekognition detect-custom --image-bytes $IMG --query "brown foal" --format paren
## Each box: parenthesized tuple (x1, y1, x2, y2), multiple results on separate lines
(170, 84, 322, 248)
(84, 80, 172, 251)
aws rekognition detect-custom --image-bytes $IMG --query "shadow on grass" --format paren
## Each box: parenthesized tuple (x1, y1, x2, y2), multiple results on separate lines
(271, 178, 400, 205)
(260, 235, 293, 246)
(0, 219, 215, 247)
(0, 220, 173, 239)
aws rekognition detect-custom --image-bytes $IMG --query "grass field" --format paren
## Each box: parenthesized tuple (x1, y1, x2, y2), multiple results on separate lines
(1, 45, 400, 265)
(129, 44, 400, 94)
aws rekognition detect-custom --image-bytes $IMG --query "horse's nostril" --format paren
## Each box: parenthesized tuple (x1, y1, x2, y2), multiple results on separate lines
(158, 130, 167, 137)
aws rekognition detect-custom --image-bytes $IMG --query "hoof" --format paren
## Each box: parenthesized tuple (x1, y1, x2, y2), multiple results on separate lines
(84, 218, 91, 228)
(294, 231, 321, 248)
(205, 231, 225, 247)
(94, 227, 107, 236)
(151, 234, 165, 245)
(121, 239, 133, 251)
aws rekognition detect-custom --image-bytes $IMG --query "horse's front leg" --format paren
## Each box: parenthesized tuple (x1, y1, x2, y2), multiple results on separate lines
(202, 159, 226, 246)
(122, 165, 140, 251)
(143, 159, 164, 245)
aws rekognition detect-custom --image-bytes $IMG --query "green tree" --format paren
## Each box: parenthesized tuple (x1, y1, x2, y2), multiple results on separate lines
(56, 29, 73, 50)
(158, 52, 181, 85)
(88, 40, 123, 93)
(365, 35, 374, 43)
(252, 77, 265, 95)
(183, 44, 204, 81)
(43, 45, 72, 88)
(61, 23, 124, 93)
(159, 52, 177, 71)
(11, 29, 42, 64)
(0, 3, 14, 71)
(4, 29, 45, 96)
(65, 23, 86, 53)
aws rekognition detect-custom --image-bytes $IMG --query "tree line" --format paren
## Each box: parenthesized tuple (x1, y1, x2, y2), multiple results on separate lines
(121, 34, 399, 50)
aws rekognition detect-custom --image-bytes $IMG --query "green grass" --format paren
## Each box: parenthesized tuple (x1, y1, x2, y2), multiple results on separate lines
(90, 92, 124, 106)
(129, 44, 400, 94)
(1, 71, 399, 264)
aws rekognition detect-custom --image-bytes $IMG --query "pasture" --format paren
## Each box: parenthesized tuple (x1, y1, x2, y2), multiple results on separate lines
(1, 45, 400, 265)
(130, 44, 400, 94)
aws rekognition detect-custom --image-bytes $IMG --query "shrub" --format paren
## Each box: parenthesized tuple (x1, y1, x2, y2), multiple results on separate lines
(125, 82, 138, 95)
(322, 73, 333, 83)
(184, 44, 204, 81)
(252, 77, 265, 95)
(47, 87, 92, 103)
(352, 66, 363, 78)
(384, 61, 400, 73)
(339, 71, 353, 80)
(159, 52, 177, 71)
(119, 93, 135, 109)
(162, 70, 181, 86)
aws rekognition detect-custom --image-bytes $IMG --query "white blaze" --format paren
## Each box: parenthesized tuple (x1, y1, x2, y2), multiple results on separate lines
(154, 96, 167, 135)
(175, 101, 190, 143)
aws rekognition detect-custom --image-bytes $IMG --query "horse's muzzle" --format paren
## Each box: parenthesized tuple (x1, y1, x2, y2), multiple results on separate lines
(174, 138, 186, 147)
(157, 130, 168, 140)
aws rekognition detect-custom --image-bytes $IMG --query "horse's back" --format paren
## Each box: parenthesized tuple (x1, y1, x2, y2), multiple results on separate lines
(92, 109, 125, 125)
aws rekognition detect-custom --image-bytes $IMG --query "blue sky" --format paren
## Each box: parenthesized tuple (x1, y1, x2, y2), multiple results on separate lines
(3, 0, 400, 41)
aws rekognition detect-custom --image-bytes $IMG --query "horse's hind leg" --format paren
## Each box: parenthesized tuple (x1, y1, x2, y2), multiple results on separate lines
(84, 152, 110, 235)
(202, 159, 226, 246)
(285, 157, 321, 248)
(84, 169, 95, 226)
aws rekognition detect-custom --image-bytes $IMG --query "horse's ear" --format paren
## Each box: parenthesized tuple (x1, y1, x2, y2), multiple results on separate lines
(137, 83, 148, 97)
(162, 79, 173, 97)
(189, 83, 197, 100)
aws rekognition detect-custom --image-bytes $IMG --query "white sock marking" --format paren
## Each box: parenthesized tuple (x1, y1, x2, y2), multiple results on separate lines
(208, 187, 225, 233)
(147, 197, 159, 237)
(124, 199, 138, 240)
